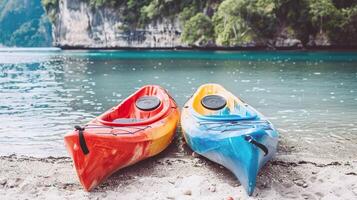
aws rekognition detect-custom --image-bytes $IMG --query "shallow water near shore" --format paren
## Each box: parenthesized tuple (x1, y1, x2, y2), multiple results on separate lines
(0, 50, 357, 158)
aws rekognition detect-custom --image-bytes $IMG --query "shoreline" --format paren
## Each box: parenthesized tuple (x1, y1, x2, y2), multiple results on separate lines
(1, 145, 356, 199)
(1, 46, 357, 53)
(57, 45, 357, 51)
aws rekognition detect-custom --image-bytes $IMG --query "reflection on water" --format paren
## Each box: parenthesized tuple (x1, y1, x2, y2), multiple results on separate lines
(0, 50, 357, 157)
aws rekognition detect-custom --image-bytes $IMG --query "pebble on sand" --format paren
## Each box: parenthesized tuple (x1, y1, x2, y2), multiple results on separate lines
(0, 179, 7, 186)
(294, 179, 308, 188)
(191, 152, 200, 158)
(183, 190, 192, 195)
(208, 185, 216, 192)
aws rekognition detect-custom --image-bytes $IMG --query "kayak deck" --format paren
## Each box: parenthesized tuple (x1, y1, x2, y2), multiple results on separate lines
(181, 83, 278, 196)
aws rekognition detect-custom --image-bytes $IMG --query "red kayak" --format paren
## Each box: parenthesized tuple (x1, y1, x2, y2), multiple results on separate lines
(64, 85, 179, 191)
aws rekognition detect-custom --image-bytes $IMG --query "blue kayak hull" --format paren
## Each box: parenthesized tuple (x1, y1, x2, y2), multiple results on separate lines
(181, 84, 279, 195)
(183, 126, 278, 195)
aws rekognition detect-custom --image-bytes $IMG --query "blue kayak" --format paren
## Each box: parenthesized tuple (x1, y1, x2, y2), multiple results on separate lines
(181, 83, 279, 195)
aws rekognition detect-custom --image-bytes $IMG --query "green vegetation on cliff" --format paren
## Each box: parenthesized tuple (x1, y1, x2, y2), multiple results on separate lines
(42, 0, 357, 46)
(0, 0, 52, 47)
(181, 13, 214, 45)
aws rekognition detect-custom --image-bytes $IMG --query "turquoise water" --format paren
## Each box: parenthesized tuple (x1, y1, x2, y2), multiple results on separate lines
(0, 50, 357, 158)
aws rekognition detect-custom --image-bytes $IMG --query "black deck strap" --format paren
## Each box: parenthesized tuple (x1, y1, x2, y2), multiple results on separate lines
(75, 125, 89, 155)
(244, 135, 268, 156)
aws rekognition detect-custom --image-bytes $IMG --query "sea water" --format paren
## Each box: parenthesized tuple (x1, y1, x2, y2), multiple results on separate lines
(0, 50, 356, 158)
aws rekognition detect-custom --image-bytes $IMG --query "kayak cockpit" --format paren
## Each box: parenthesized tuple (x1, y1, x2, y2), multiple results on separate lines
(96, 85, 171, 126)
(191, 84, 257, 121)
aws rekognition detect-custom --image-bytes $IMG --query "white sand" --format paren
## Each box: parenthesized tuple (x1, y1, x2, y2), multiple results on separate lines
(0, 146, 356, 200)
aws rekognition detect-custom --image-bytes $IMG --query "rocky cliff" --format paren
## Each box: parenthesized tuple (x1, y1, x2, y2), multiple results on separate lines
(45, 0, 357, 49)
(50, 0, 308, 49)
(51, 0, 182, 48)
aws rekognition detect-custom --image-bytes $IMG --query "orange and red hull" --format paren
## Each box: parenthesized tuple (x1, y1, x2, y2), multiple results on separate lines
(64, 85, 179, 191)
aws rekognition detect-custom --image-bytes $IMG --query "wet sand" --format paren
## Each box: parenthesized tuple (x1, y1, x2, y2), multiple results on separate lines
(0, 138, 357, 200)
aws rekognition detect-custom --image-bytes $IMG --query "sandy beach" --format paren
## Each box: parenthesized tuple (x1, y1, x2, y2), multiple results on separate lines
(1, 135, 356, 200)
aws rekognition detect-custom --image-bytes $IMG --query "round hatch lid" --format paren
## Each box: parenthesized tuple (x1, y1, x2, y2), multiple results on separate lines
(136, 96, 161, 111)
(201, 95, 227, 110)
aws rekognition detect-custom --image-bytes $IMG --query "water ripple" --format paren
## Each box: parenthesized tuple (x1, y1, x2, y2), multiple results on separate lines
(1, 51, 357, 157)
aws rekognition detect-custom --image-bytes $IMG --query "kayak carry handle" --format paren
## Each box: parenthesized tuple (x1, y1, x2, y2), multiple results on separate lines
(244, 135, 268, 156)
(75, 126, 89, 155)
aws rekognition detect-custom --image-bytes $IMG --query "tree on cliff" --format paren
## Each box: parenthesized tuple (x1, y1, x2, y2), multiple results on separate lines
(181, 13, 214, 46)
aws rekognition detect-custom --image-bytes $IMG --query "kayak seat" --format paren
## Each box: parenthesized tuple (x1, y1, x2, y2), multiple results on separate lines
(112, 118, 144, 123)
(201, 95, 227, 110)
(136, 96, 161, 111)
